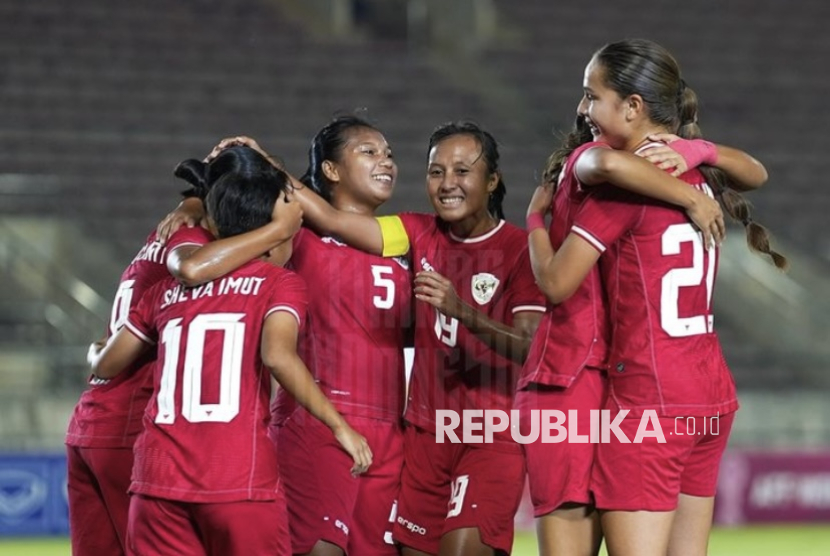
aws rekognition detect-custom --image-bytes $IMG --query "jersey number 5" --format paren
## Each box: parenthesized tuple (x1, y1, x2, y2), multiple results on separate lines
(371, 265, 396, 310)
(660, 223, 716, 337)
(155, 313, 245, 425)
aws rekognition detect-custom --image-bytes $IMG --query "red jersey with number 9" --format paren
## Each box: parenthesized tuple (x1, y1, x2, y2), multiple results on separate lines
(126, 260, 307, 503)
(397, 214, 545, 447)
(571, 168, 738, 418)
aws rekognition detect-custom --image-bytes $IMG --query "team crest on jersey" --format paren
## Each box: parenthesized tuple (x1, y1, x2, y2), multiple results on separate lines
(471, 273, 500, 305)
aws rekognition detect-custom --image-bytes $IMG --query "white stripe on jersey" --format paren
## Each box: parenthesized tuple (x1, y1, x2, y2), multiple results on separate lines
(572, 225, 606, 253)
(512, 305, 546, 314)
(126, 320, 155, 345)
(265, 305, 301, 326)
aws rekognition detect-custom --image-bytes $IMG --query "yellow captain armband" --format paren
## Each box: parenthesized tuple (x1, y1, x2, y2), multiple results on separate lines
(376, 215, 410, 257)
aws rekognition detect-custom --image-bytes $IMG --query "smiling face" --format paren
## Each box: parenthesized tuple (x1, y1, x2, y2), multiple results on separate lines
(426, 133, 499, 235)
(576, 56, 632, 150)
(324, 127, 397, 211)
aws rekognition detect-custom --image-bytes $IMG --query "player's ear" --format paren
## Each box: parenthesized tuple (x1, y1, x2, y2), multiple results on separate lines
(322, 160, 339, 184)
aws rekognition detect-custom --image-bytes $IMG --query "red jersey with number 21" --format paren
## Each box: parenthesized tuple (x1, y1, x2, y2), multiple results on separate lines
(572, 166, 738, 417)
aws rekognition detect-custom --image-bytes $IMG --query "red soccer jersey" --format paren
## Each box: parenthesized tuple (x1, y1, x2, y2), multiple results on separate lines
(126, 260, 307, 503)
(66, 226, 215, 448)
(398, 214, 545, 446)
(272, 228, 412, 424)
(66, 230, 173, 448)
(520, 142, 612, 389)
(572, 168, 738, 417)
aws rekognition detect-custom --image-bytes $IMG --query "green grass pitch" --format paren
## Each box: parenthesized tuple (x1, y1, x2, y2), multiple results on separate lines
(3, 526, 830, 555)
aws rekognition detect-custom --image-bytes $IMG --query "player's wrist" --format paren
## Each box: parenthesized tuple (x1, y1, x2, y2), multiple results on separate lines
(671, 138, 718, 169)
(526, 212, 546, 234)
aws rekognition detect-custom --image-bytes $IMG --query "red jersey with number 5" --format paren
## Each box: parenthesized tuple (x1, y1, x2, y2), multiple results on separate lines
(272, 228, 412, 424)
(571, 169, 738, 417)
(126, 260, 307, 503)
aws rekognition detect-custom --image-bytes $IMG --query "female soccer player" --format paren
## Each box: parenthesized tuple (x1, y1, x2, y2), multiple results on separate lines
(64, 150, 297, 556)
(525, 39, 784, 556)
(89, 146, 371, 556)
(158, 116, 412, 556)
(229, 122, 546, 556)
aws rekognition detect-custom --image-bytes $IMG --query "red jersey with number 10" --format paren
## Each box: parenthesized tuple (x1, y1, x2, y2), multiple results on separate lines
(126, 260, 307, 503)
(572, 167, 738, 417)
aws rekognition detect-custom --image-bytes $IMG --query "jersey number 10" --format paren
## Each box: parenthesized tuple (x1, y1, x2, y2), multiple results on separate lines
(155, 313, 245, 425)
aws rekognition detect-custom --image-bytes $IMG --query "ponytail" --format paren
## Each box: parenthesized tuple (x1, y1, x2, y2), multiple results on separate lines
(677, 84, 787, 270)
(174, 159, 209, 200)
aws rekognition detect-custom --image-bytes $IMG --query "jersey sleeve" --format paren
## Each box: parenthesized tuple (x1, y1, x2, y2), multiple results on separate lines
(567, 141, 612, 191)
(507, 244, 547, 315)
(571, 185, 645, 253)
(376, 215, 410, 257)
(165, 226, 214, 255)
(125, 281, 164, 345)
(264, 270, 308, 329)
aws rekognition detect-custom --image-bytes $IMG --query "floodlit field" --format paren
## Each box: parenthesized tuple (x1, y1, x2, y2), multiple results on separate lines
(4, 526, 830, 555)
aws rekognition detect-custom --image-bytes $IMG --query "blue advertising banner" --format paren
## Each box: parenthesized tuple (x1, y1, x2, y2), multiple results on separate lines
(0, 454, 69, 536)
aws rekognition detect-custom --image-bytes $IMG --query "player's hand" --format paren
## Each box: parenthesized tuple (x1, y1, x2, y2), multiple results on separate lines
(686, 189, 726, 248)
(527, 183, 554, 218)
(333, 424, 373, 476)
(156, 197, 205, 243)
(638, 133, 687, 176)
(208, 136, 282, 169)
(86, 339, 106, 366)
(273, 190, 303, 238)
(414, 271, 464, 319)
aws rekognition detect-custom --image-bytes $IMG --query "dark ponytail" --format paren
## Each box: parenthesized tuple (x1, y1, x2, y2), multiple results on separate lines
(677, 85, 788, 269)
(174, 159, 210, 200)
(428, 121, 507, 220)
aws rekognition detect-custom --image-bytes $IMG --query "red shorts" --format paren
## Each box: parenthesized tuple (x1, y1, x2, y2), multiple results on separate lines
(271, 411, 404, 556)
(128, 493, 289, 556)
(591, 412, 735, 511)
(66, 445, 134, 556)
(393, 424, 525, 555)
(516, 367, 607, 516)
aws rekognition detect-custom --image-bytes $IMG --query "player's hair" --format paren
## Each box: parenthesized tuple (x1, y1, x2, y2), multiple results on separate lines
(427, 121, 507, 220)
(301, 115, 380, 202)
(542, 115, 593, 189)
(175, 146, 291, 238)
(594, 38, 786, 269)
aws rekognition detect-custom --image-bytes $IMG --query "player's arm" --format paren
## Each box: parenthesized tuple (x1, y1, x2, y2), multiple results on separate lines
(166, 192, 302, 287)
(261, 311, 372, 475)
(574, 146, 724, 247)
(90, 327, 151, 380)
(526, 184, 601, 304)
(413, 272, 542, 364)
(529, 226, 602, 305)
(210, 135, 392, 256)
(640, 133, 768, 192)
